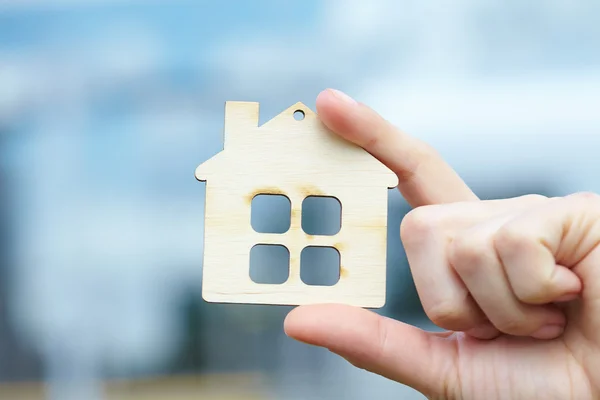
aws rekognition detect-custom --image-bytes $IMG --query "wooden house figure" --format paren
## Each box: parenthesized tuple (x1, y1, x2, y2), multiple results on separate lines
(195, 101, 398, 308)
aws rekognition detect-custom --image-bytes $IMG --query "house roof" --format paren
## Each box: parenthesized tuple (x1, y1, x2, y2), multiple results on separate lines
(195, 101, 398, 189)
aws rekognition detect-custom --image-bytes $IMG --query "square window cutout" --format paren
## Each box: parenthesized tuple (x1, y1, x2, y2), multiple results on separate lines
(300, 246, 340, 286)
(251, 194, 291, 234)
(301, 196, 341, 236)
(250, 244, 290, 284)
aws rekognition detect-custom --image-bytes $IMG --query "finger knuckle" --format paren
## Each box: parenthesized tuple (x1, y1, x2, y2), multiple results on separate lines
(400, 206, 440, 244)
(493, 225, 529, 255)
(494, 317, 528, 335)
(425, 300, 472, 330)
(449, 234, 489, 275)
(513, 278, 554, 304)
(375, 316, 391, 361)
(362, 131, 380, 150)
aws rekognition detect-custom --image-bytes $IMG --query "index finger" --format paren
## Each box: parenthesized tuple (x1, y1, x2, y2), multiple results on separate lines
(316, 89, 478, 207)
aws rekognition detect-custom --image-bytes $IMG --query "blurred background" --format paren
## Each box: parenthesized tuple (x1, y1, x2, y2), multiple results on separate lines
(1, 0, 600, 399)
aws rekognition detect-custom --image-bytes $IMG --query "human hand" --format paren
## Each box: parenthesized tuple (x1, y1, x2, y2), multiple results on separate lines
(283, 89, 600, 399)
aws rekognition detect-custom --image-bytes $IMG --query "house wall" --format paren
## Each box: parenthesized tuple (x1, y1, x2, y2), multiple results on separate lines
(201, 177, 390, 308)
(202, 181, 254, 296)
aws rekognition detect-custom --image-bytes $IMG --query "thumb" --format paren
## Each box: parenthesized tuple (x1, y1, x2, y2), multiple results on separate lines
(284, 304, 456, 397)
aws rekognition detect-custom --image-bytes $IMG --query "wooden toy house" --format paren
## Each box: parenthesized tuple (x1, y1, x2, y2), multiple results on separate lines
(195, 101, 397, 307)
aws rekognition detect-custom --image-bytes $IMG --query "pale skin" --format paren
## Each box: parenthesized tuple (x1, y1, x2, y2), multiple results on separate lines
(283, 89, 600, 399)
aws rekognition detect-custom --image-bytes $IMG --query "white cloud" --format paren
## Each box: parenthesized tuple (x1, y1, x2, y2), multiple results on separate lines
(360, 73, 600, 135)
(0, 20, 165, 122)
(82, 22, 165, 82)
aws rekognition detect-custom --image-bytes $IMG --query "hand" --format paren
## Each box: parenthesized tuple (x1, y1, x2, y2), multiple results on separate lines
(283, 89, 600, 399)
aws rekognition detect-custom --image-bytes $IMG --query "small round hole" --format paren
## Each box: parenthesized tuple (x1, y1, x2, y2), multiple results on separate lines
(293, 110, 305, 121)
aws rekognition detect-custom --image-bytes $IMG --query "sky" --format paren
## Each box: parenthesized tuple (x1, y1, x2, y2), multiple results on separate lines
(1, 0, 600, 394)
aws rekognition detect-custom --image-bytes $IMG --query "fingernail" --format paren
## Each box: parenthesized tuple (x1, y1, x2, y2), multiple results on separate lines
(328, 89, 357, 106)
(532, 324, 564, 340)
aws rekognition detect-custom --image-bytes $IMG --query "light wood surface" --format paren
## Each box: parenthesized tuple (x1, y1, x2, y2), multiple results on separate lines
(196, 101, 398, 308)
(0, 373, 267, 400)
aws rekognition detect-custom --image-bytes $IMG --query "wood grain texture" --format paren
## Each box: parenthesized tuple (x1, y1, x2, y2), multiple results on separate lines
(195, 101, 398, 308)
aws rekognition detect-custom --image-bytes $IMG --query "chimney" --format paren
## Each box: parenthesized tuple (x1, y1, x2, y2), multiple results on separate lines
(223, 101, 259, 148)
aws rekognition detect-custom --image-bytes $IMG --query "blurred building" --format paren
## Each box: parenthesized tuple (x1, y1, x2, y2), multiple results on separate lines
(0, 133, 43, 383)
